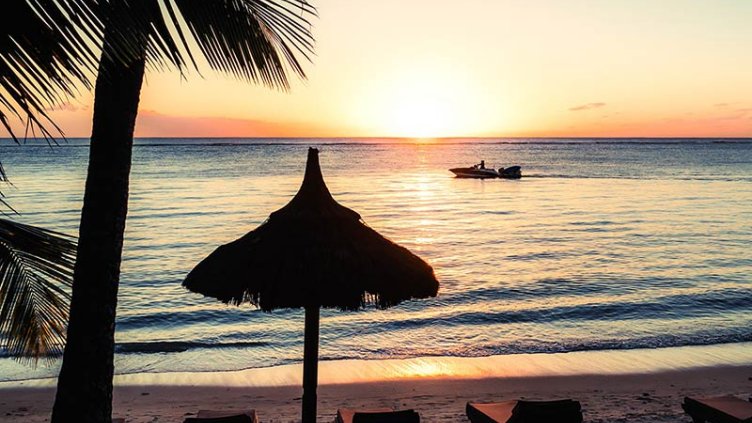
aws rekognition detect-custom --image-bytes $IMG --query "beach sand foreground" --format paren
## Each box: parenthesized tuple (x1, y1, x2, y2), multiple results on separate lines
(1, 365, 750, 423)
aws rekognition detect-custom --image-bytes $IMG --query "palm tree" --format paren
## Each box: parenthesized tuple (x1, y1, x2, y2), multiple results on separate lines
(0, 219, 76, 361)
(57, 2, 314, 422)
(1, 1, 90, 362)
(2, 1, 315, 422)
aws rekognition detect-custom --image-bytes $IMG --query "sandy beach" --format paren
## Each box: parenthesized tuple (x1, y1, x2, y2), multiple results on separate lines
(1, 365, 750, 422)
(4, 343, 752, 423)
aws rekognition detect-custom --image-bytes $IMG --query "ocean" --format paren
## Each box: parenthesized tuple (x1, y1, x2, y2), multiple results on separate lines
(0, 138, 750, 382)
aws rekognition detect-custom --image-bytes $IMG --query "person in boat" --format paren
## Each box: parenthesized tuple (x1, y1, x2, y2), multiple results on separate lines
(479, 160, 485, 169)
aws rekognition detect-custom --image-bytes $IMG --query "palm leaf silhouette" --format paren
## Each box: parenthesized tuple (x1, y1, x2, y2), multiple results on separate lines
(0, 0, 314, 179)
(0, 219, 75, 362)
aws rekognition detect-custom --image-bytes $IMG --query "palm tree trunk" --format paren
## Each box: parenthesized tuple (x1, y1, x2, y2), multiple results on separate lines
(51, 30, 147, 423)
(302, 305, 320, 423)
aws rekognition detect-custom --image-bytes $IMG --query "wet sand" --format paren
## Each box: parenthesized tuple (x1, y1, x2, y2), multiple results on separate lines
(2, 365, 750, 422)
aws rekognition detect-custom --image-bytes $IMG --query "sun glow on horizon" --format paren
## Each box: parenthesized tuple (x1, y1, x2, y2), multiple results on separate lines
(390, 96, 454, 138)
(346, 63, 506, 138)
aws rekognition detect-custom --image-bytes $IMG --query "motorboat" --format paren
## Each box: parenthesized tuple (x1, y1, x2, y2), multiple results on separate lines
(449, 165, 501, 179)
(449, 163, 522, 179)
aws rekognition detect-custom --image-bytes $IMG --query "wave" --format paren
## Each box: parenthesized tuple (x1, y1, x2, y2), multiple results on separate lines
(320, 332, 752, 362)
(365, 290, 752, 330)
(115, 306, 300, 330)
(3, 333, 751, 364)
(0, 341, 270, 358)
(116, 340, 268, 354)
(114, 281, 751, 331)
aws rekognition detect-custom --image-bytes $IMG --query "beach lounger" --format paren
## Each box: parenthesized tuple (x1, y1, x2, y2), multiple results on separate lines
(466, 399, 582, 423)
(183, 409, 259, 423)
(682, 396, 752, 423)
(336, 408, 420, 423)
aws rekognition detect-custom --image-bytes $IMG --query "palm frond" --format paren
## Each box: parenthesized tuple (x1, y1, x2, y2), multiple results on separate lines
(0, 0, 101, 178)
(0, 218, 76, 363)
(169, 0, 316, 89)
(0, 0, 314, 212)
(1, 0, 315, 180)
(97, 0, 316, 88)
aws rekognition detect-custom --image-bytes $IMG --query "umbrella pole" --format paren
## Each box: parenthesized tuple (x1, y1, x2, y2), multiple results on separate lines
(302, 305, 320, 423)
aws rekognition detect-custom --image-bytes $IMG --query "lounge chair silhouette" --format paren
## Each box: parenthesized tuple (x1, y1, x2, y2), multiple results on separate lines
(466, 399, 583, 423)
(183, 409, 258, 423)
(335, 407, 420, 423)
(682, 396, 752, 423)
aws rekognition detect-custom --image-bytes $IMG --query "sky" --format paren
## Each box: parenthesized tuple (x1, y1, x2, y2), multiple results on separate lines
(29, 0, 752, 138)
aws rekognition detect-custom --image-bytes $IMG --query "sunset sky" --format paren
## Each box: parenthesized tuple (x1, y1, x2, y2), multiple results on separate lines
(34, 0, 752, 138)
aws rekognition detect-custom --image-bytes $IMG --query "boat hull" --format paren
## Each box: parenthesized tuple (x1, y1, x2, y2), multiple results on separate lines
(449, 167, 500, 178)
(449, 166, 522, 179)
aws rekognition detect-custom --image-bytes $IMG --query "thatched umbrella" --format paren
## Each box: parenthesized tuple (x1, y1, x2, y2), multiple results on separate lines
(183, 148, 439, 423)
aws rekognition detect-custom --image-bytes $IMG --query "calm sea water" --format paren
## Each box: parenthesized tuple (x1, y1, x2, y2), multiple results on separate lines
(1, 138, 750, 381)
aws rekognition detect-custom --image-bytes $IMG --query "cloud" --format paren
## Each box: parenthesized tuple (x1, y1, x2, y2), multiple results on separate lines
(133, 110, 330, 138)
(569, 102, 606, 112)
(5, 107, 349, 138)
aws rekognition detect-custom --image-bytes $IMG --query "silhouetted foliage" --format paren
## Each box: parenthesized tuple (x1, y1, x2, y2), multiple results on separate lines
(0, 219, 75, 362)
(0, 0, 314, 186)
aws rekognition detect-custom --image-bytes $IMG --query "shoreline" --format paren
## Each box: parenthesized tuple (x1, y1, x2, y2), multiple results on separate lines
(2, 341, 751, 388)
(2, 365, 750, 422)
(3, 343, 751, 421)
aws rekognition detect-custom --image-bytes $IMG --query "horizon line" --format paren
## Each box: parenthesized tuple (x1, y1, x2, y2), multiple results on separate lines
(2, 136, 752, 141)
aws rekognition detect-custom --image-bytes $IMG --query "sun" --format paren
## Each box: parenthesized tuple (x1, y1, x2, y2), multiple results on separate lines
(347, 62, 499, 138)
(390, 95, 453, 138)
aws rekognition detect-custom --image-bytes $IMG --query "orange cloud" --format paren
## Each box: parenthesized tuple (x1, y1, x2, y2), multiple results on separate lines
(516, 115, 752, 138)
(2, 107, 337, 138)
(569, 103, 607, 112)
(133, 110, 329, 138)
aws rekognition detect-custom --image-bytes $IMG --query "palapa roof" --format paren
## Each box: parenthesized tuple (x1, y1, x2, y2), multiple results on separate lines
(183, 148, 439, 311)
